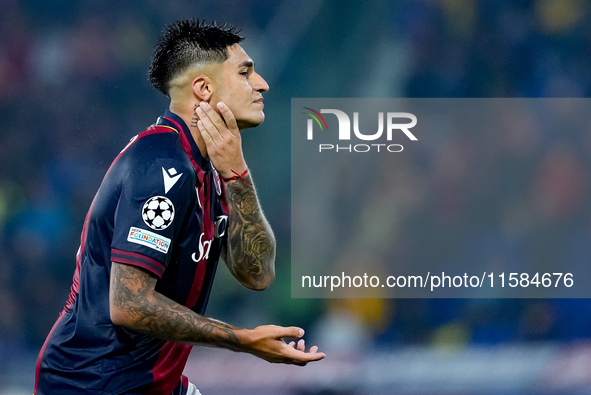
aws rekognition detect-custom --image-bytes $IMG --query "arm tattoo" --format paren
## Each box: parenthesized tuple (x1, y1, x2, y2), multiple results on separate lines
(224, 174, 276, 289)
(110, 262, 241, 350)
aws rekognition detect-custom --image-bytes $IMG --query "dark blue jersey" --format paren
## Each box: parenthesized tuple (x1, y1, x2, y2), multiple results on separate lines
(35, 111, 228, 395)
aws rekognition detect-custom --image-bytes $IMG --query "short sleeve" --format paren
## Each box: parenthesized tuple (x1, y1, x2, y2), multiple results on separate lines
(110, 159, 193, 278)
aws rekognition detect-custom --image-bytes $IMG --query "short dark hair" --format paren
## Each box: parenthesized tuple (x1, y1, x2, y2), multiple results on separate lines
(148, 19, 244, 97)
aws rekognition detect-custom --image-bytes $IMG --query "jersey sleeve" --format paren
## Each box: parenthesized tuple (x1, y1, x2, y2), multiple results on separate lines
(110, 159, 193, 278)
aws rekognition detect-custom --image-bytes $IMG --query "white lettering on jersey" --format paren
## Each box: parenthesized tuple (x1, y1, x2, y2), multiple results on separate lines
(214, 215, 228, 238)
(191, 232, 212, 263)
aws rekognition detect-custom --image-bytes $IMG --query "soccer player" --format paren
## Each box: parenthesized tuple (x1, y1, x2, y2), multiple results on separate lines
(35, 19, 325, 395)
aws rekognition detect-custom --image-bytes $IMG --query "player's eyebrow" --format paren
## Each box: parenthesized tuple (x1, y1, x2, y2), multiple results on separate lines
(238, 60, 254, 69)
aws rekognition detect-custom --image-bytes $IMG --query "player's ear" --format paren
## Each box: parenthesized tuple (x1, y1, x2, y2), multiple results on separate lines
(191, 75, 213, 101)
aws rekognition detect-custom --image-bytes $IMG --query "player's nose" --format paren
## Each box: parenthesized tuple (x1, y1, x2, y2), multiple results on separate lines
(253, 72, 269, 93)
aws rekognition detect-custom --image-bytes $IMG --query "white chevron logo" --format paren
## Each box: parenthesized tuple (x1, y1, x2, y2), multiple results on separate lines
(162, 167, 183, 194)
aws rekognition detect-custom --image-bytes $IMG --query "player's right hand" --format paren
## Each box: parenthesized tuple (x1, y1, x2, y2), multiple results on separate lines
(196, 101, 247, 180)
(241, 325, 326, 366)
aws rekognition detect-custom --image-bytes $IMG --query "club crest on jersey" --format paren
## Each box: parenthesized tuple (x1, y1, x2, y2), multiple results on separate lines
(142, 196, 175, 230)
(212, 168, 222, 196)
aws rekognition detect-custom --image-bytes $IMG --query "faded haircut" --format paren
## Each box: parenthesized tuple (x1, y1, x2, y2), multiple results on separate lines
(148, 18, 244, 97)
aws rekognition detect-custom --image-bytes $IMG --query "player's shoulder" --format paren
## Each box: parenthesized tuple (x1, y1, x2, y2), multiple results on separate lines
(122, 125, 181, 159)
(116, 125, 192, 171)
(113, 125, 195, 197)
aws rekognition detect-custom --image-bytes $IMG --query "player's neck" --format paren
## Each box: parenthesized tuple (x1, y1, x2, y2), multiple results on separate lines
(169, 101, 209, 159)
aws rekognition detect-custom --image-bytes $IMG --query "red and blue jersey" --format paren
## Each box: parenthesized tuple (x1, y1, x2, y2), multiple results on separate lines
(35, 111, 228, 394)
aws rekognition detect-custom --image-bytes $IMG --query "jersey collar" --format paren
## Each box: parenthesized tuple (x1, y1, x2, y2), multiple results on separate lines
(157, 110, 212, 171)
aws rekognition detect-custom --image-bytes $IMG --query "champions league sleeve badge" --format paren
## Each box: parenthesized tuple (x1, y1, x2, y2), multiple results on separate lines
(142, 196, 175, 230)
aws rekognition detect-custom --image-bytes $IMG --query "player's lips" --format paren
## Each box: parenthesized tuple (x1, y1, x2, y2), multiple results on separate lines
(253, 98, 264, 106)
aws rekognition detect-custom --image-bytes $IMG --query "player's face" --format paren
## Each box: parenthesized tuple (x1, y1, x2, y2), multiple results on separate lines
(211, 44, 269, 130)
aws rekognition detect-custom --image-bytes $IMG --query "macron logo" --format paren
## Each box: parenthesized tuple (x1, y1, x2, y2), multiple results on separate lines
(162, 167, 182, 194)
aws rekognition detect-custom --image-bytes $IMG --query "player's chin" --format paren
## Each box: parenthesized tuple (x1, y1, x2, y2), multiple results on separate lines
(237, 112, 265, 130)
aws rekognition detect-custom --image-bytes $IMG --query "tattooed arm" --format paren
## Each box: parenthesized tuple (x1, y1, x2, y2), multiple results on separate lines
(109, 261, 240, 348)
(109, 262, 324, 364)
(195, 101, 276, 290)
(223, 174, 276, 290)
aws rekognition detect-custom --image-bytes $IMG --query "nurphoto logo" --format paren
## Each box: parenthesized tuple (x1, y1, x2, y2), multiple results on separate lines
(304, 107, 418, 153)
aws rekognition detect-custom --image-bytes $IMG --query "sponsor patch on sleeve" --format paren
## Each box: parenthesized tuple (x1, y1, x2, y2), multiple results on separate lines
(127, 226, 171, 254)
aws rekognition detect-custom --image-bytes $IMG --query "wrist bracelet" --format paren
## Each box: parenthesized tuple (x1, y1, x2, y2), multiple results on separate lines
(223, 169, 252, 186)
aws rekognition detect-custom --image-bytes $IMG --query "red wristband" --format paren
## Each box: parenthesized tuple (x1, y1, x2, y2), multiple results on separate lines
(223, 168, 252, 185)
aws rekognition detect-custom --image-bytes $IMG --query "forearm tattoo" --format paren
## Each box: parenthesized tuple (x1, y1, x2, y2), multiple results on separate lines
(225, 174, 276, 288)
(110, 263, 240, 349)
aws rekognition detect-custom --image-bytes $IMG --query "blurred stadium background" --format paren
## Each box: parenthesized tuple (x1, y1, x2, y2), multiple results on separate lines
(2, 0, 591, 393)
